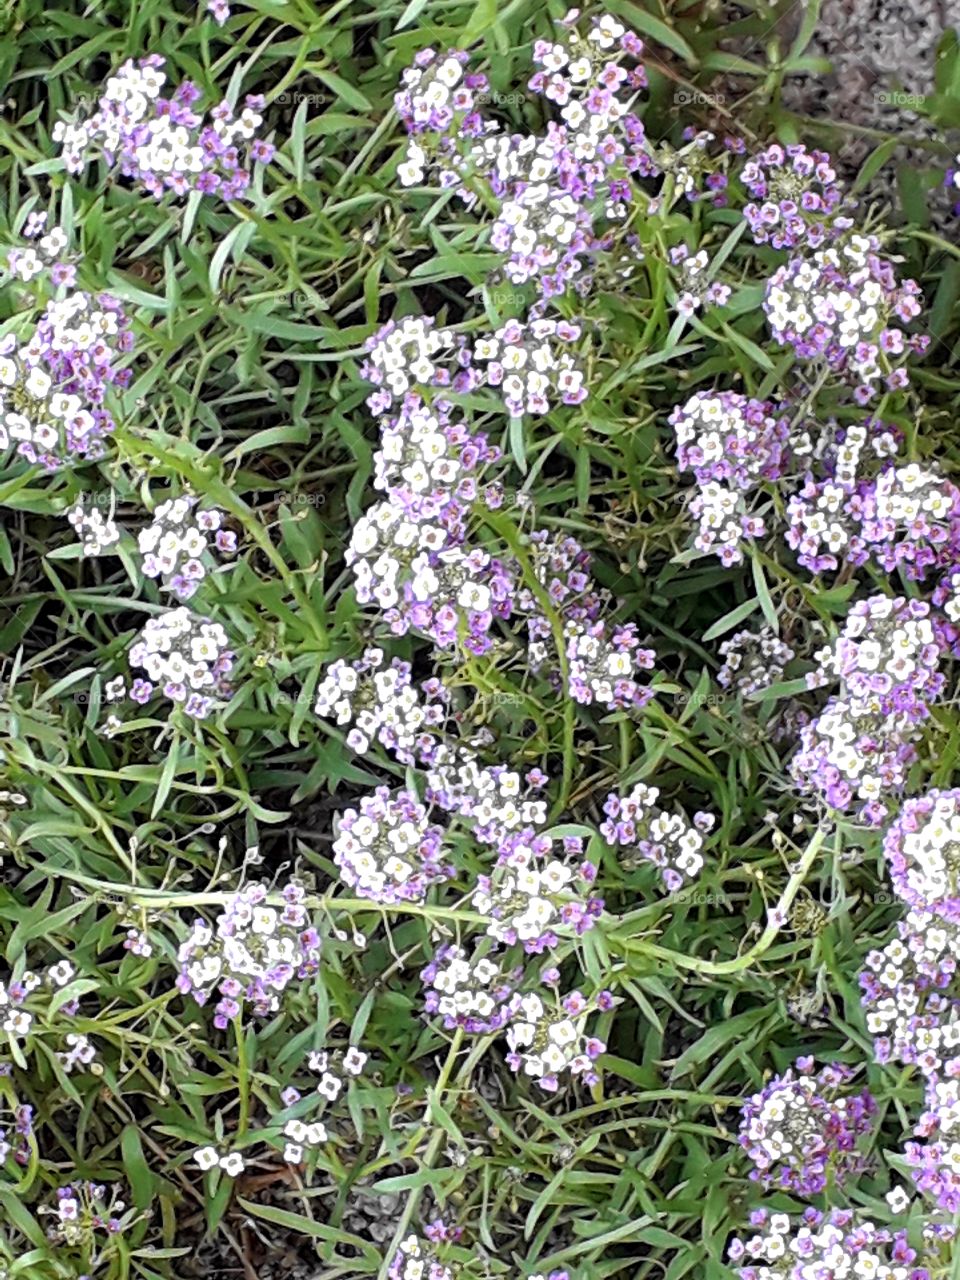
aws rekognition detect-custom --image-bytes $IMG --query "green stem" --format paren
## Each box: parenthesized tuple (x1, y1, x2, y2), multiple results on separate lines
(377, 1031, 495, 1280)
(234, 1016, 250, 1137)
(611, 825, 827, 975)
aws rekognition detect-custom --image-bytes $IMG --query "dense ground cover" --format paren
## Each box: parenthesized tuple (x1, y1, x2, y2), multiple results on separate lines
(4, 1, 960, 1279)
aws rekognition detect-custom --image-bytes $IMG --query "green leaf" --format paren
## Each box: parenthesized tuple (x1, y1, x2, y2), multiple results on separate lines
(606, 0, 698, 65)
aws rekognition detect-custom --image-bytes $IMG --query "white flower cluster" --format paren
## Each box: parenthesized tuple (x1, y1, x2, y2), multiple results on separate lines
(281, 1116, 328, 1165)
(792, 419, 898, 478)
(727, 1209, 918, 1280)
(395, 49, 479, 188)
(313, 648, 446, 765)
(792, 460, 960, 578)
(541, 13, 633, 138)
(363, 316, 462, 408)
(672, 247, 732, 317)
(67, 500, 121, 556)
(884, 790, 960, 916)
(861, 909, 960, 1077)
(472, 317, 585, 417)
(128, 607, 234, 719)
(764, 234, 923, 391)
(717, 627, 794, 697)
(346, 498, 448, 610)
(373, 399, 464, 496)
(138, 494, 232, 600)
(505, 992, 598, 1090)
(59, 1032, 96, 1072)
(423, 945, 515, 1029)
(386, 1234, 454, 1280)
(766, 241, 884, 342)
(0, 330, 106, 467)
(493, 175, 586, 287)
(472, 859, 575, 947)
(332, 786, 448, 905)
(791, 597, 944, 819)
(600, 781, 712, 891)
(0, 959, 95, 1069)
(787, 479, 857, 566)
(54, 60, 263, 181)
(670, 391, 788, 566)
(307, 1045, 368, 1103)
(874, 462, 958, 526)
(426, 744, 547, 840)
(561, 618, 655, 710)
(6, 219, 69, 281)
(176, 881, 320, 1025)
(691, 483, 757, 566)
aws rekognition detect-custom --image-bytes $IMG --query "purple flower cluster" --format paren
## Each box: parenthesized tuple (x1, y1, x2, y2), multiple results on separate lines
(788, 460, 960, 580)
(0, 289, 133, 469)
(313, 647, 449, 766)
(386, 1233, 454, 1280)
(138, 494, 235, 600)
(764, 234, 927, 400)
(382, 542, 515, 657)
(562, 619, 655, 711)
(670, 391, 791, 565)
(601, 783, 714, 891)
(349, 374, 510, 655)
(45, 1181, 130, 1248)
(518, 530, 608, 622)
(791, 595, 947, 823)
(7, 214, 73, 285)
(738, 1058, 876, 1195)
(671, 245, 731, 318)
(395, 14, 655, 306)
(54, 57, 275, 201)
(0, 957, 99, 1073)
(124, 607, 235, 720)
(727, 1206, 939, 1280)
(362, 316, 471, 413)
(516, 530, 659, 710)
(332, 786, 452, 904)
(420, 944, 522, 1033)
(904, 1137, 960, 1212)
(373, 394, 500, 502)
(883, 789, 960, 921)
(394, 49, 490, 191)
(472, 836, 601, 952)
(176, 882, 321, 1028)
(859, 907, 960, 1089)
(424, 745, 548, 844)
(740, 144, 853, 249)
(472, 317, 587, 416)
(505, 988, 607, 1092)
(717, 627, 794, 697)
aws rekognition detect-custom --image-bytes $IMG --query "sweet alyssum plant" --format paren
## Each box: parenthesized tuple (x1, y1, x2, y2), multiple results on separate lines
(3, 5, 960, 1279)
